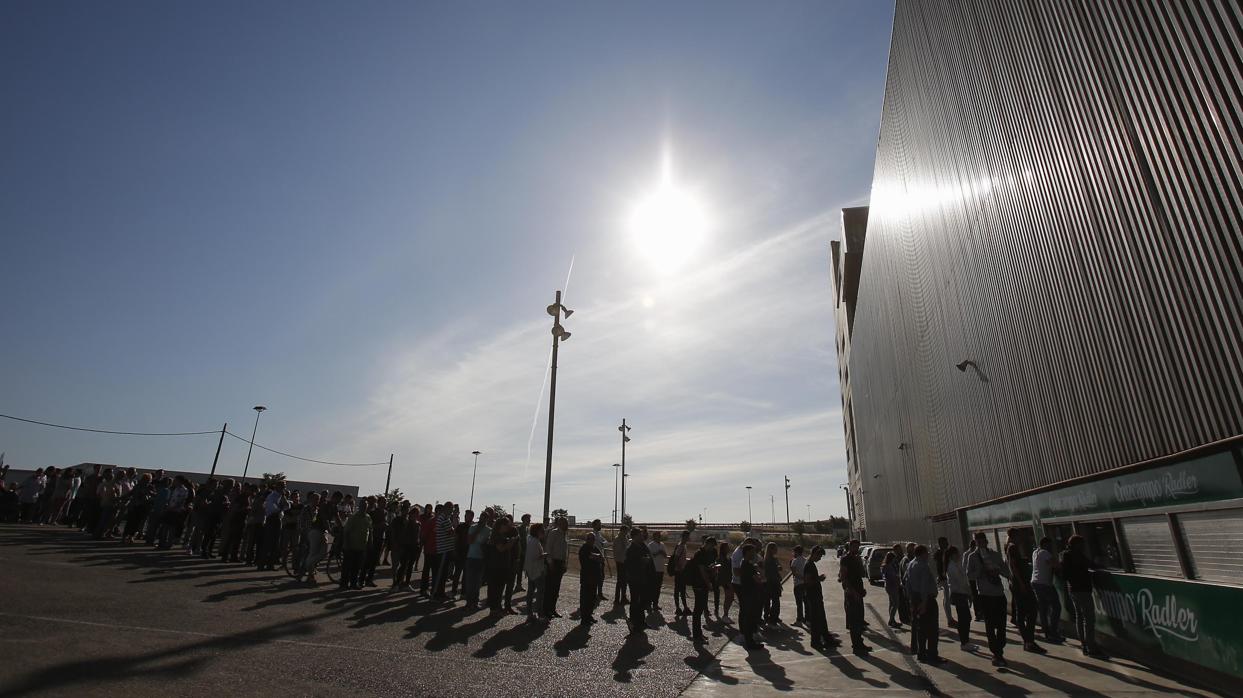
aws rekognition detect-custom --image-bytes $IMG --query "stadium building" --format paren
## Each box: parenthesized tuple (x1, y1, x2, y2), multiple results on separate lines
(832, 0, 1242, 686)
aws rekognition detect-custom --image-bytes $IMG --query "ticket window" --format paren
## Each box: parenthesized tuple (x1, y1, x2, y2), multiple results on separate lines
(1076, 520, 1124, 570)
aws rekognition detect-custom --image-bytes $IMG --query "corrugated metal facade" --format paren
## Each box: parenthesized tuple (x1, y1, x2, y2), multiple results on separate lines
(848, 0, 1243, 543)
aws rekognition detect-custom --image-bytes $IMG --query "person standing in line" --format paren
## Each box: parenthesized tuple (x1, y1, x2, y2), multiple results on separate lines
(935, 536, 954, 626)
(716, 541, 735, 622)
(899, 542, 916, 628)
(579, 531, 604, 625)
(198, 478, 230, 558)
(648, 530, 668, 612)
(730, 537, 756, 622)
(303, 491, 340, 584)
(904, 545, 945, 664)
(463, 510, 490, 606)
(804, 545, 831, 648)
(672, 530, 691, 617)
(838, 539, 869, 654)
(1005, 528, 1044, 654)
(93, 471, 119, 539)
(486, 517, 517, 615)
(964, 538, 983, 622)
(1031, 536, 1065, 643)
(158, 476, 190, 549)
(738, 543, 764, 650)
(763, 542, 782, 625)
(220, 483, 247, 562)
(122, 474, 155, 544)
(513, 513, 531, 594)
(257, 484, 289, 571)
(339, 505, 372, 590)
(395, 506, 423, 592)
(789, 545, 807, 627)
(968, 531, 1011, 667)
(625, 527, 652, 635)
(418, 503, 438, 596)
(1061, 535, 1107, 658)
(452, 510, 471, 597)
(613, 524, 630, 606)
(688, 537, 716, 644)
(591, 519, 608, 601)
(361, 496, 389, 586)
(882, 551, 902, 628)
(77, 464, 103, 533)
(945, 546, 975, 651)
(523, 522, 547, 623)
(432, 503, 459, 599)
(543, 516, 569, 618)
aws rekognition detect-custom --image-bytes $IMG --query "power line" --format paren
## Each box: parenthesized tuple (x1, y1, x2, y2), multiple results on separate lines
(223, 430, 388, 467)
(0, 413, 218, 437)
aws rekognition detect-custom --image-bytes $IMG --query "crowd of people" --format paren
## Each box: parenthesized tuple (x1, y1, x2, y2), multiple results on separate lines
(3, 465, 1106, 669)
(870, 531, 1108, 667)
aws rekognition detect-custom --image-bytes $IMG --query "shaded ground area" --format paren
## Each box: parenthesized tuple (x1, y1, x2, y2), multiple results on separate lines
(0, 525, 730, 697)
(685, 572, 1229, 697)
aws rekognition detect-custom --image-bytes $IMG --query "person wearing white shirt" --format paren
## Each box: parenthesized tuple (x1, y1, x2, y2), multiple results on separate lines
(790, 545, 808, 626)
(523, 523, 548, 622)
(648, 531, 668, 612)
(946, 546, 975, 651)
(1031, 537, 1064, 643)
(543, 517, 569, 618)
(613, 525, 630, 606)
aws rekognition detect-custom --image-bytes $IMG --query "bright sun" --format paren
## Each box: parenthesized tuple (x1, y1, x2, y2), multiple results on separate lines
(628, 154, 709, 274)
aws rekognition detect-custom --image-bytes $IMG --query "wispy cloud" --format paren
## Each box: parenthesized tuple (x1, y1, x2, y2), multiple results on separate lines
(355, 210, 847, 523)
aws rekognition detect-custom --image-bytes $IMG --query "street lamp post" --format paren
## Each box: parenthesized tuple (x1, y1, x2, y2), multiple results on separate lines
(241, 405, 266, 481)
(770, 494, 775, 525)
(618, 419, 631, 522)
(806, 504, 812, 521)
(612, 463, 621, 524)
(840, 484, 855, 537)
(469, 450, 482, 511)
(542, 291, 573, 525)
(783, 476, 791, 528)
(745, 485, 753, 523)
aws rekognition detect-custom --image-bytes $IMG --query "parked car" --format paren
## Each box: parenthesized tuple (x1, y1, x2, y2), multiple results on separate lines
(866, 546, 888, 584)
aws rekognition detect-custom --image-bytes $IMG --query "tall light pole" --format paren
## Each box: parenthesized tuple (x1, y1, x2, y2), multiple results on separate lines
(770, 494, 775, 524)
(618, 419, 631, 522)
(241, 405, 266, 481)
(806, 504, 811, 521)
(783, 475, 791, 528)
(840, 484, 855, 537)
(469, 450, 482, 511)
(543, 291, 573, 525)
(612, 463, 621, 524)
(745, 485, 753, 523)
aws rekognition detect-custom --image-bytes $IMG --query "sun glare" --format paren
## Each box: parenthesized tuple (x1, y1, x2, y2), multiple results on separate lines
(628, 153, 710, 275)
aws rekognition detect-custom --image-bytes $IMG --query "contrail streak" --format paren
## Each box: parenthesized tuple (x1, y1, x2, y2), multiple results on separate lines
(525, 255, 575, 475)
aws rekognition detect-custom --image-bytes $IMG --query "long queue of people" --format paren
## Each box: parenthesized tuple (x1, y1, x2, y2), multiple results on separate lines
(868, 530, 1108, 668)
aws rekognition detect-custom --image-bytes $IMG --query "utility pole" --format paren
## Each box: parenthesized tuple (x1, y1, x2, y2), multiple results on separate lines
(783, 475, 791, 528)
(384, 453, 393, 497)
(241, 405, 266, 481)
(208, 423, 227, 478)
(770, 494, 775, 524)
(469, 450, 482, 511)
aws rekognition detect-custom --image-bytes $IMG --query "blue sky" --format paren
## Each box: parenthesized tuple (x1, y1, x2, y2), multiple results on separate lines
(1, 1, 893, 523)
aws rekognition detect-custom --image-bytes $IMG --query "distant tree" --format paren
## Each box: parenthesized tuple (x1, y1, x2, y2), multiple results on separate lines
(791, 519, 807, 535)
(740, 520, 752, 533)
(485, 504, 509, 521)
(685, 518, 697, 532)
(812, 519, 831, 533)
(373, 488, 404, 508)
(621, 514, 634, 526)
(261, 472, 286, 489)
(551, 507, 569, 520)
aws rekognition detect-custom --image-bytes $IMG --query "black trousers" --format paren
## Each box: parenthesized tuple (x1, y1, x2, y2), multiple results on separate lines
(1012, 584, 1038, 643)
(981, 594, 1008, 656)
(340, 549, 364, 588)
(844, 591, 865, 648)
(794, 585, 806, 622)
(628, 581, 646, 630)
(544, 560, 566, 616)
(580, 575, 598, 621)
(692, 585, 708, 638)
(198, 516, 220, 558)
(739, 590, 760, 642)
(614, 561, 628, 603)
(951, 592, 972, 645)
(912, 595, 939, 658)
(420, 549, 437, 593)
(394, 544, 418, 586)
(487, 566, 509, 611)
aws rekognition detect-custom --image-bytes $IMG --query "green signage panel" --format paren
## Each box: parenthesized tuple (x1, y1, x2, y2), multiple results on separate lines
(966, 451, 1241, 528)
(1093, 572, 1243, 679)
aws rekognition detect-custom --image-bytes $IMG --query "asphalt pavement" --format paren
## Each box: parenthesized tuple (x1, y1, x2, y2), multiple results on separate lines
(0, 524, 727, 697)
